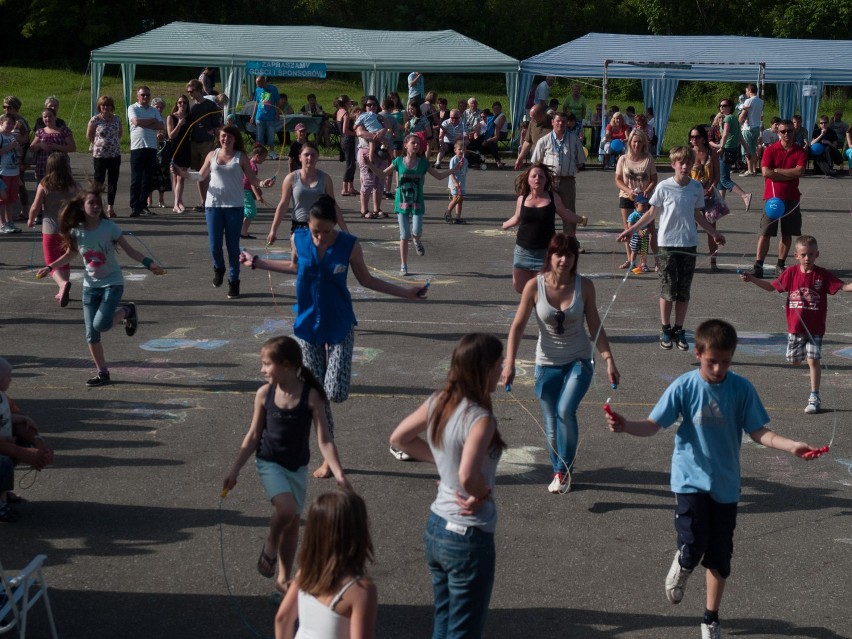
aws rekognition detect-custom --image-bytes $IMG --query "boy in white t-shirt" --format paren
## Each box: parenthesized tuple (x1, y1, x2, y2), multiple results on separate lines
(618, 146, 725, 351)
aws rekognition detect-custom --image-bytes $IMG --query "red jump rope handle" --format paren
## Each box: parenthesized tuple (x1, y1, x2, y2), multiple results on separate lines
(603, 404, 615, 417)
(803, 445, 830, 460)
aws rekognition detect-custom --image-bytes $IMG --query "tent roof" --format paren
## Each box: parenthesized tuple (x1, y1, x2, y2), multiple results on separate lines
(91, 22, 519, 73)
(522, 33, 852, 83)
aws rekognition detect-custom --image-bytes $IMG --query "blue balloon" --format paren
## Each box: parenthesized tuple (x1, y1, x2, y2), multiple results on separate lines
(610, 139, 625, 153)
(810, 142, 825, 155)
(764, 197, 785, 220)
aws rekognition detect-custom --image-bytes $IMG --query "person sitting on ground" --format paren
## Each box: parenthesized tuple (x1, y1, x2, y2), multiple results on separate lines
(810, 115, 843, 176)
(0, 357, 54, 523)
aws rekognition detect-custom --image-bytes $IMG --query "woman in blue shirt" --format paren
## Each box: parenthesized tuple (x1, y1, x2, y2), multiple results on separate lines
(240, 194, 425, 477)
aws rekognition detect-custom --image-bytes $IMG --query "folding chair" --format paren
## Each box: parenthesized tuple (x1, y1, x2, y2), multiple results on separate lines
(0, 555, 58, 639)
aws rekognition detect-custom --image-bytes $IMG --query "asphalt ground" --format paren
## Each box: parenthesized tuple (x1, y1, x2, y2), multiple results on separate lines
(1, 152, 850, 639)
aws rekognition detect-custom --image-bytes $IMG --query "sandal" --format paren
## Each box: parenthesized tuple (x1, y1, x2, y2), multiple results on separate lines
(58, 282, 71, 308)
(444, 213, 453, 223)
(257, 547, 276, 578)
(375, 210, 388, 218)
(618, 260, 632, 269)
(453, 218, 467, 224)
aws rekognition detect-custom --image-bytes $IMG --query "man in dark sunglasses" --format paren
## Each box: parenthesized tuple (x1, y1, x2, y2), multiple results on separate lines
(748, 119, 807, 279)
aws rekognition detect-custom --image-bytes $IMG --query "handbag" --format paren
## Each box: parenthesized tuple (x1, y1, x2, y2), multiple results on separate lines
(703, 186, 730, 224)
(156, 139, 175, 166)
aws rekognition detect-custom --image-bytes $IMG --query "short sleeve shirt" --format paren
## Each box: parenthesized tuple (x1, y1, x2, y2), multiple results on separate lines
(761, 142, 807, 201)
(650, 369, 769, 503)
(71, 219, 124, 287)
(648, 177, 704, 247)
(772, 265, 843, 336)
(127, 104, 161, 150)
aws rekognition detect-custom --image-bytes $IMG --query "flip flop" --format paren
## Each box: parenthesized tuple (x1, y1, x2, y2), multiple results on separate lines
(257, 548, 276, 578)
(618, 261, 632, 269)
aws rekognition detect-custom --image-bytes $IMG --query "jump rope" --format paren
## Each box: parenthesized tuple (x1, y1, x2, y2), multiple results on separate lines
(503, 173, 841, 497)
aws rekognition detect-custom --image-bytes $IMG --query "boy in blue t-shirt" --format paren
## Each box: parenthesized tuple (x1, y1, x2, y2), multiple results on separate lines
(618, 146, 726, 352)
(605, 319, 819, 639)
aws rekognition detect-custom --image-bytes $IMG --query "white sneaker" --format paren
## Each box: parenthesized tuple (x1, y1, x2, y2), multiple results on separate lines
(399, 264, 408, 276)
(804, 395, 821, 414)
(665, 550, 692, 604)
(268, 152, 279, 160)
(701, 621, 721, 639)
(547, 472, 570, 494)
(389, 446, 411, 461)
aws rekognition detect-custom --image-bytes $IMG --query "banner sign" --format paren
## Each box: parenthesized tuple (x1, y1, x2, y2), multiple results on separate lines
(245, 61, 327, 78)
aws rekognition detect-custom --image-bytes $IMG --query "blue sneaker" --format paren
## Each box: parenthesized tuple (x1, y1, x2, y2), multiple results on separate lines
(660, 327, 673, 350)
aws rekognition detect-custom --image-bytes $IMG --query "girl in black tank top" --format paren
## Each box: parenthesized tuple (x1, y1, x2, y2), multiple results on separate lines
(223, 336, 351, 595)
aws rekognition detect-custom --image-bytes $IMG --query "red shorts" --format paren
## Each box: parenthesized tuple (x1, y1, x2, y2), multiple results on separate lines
(0, 175, 20, 205)
(43, 233, 69, 274)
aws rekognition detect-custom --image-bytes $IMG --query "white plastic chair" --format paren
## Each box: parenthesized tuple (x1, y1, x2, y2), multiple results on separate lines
(0, 555, 58, 639)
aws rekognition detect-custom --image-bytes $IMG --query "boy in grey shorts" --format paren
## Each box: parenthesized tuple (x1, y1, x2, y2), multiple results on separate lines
(619, 146, 726, 351)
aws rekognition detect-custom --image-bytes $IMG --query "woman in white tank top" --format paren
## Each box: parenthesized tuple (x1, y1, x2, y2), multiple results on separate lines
(275, 490, 377, 639)
(172, 125, 274, 299)
(503, 233, 620, 494)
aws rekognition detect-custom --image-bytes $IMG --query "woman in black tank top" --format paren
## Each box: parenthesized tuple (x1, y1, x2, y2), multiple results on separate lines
(502, 163, 585, 294)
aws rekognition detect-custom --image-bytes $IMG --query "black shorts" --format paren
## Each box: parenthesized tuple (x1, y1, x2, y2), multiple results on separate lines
(674, 493, 738, 579)
(759, 201, 802, 237)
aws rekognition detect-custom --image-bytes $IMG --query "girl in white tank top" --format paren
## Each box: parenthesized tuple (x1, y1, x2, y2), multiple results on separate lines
(275, 491, 378, 639)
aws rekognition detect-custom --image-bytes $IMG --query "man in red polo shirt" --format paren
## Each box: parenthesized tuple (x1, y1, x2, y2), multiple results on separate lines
(750, 119, 807, 279)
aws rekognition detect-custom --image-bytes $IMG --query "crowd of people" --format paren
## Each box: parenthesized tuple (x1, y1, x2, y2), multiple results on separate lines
(1, 71, 850, 639)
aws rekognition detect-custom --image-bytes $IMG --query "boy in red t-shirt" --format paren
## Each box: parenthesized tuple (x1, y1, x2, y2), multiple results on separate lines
(740, 235, 852, 413)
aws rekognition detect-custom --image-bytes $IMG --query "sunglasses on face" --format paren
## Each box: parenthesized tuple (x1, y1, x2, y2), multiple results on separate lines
(689, 135, 701, 139)
(778, 129, 792, 134)
(553, 310, 566, 335)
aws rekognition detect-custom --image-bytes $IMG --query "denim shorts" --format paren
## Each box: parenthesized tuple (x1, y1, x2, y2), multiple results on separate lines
(397, 212, 424, 240)
(674, 493, 738, 579)
(255, 458, 308, 514)
(513, 244, 546, 271)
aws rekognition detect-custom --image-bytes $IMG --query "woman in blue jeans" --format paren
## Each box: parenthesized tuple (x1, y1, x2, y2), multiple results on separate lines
(391, 333, 506, 639)
(173, 125, 274, 299)
(503, 233, 620, 493)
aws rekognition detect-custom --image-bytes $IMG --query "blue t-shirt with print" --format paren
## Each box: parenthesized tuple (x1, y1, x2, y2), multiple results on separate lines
(254, 84, 280, 122)
(649, 369, 769, 503)
(71, 218, 124, 288)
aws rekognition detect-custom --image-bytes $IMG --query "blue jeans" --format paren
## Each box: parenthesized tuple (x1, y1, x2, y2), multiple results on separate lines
(205, 207, 243, 281)
(256, 119, 278, 148)
(534, 359, 594, 474)
(82, 285, 125, 344)
(718, 148, 739, 191)
(424, 512, 495, 639)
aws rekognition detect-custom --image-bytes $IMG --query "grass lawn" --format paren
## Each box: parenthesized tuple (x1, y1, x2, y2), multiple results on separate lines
(3, 65, 848, 160)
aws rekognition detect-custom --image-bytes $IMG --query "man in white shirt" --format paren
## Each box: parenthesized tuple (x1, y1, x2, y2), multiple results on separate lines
(739, 84, 764, 177)
(127, 86, 163, 217)
(534, 76, 555, 107)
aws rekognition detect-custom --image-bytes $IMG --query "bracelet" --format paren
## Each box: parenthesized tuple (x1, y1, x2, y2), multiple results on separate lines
(142, 257, 153, 269)
(473, 487, 491, 503)
(251, 255, 258, 270)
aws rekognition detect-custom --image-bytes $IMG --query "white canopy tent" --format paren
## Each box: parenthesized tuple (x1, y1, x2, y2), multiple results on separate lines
(516, 33, 852, 153)
(90, 22, 520, 119)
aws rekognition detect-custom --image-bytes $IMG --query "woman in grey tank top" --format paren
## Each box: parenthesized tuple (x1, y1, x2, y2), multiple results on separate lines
(503, 234, 620, 494)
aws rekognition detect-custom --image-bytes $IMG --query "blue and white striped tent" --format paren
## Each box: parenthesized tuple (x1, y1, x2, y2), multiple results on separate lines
(516, 33, 852, 153)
